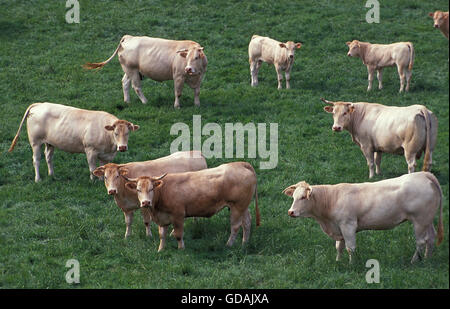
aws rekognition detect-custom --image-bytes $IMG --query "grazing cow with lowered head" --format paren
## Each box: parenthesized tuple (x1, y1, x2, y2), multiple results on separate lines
(84, 35, 207, 109)
(283, 172, 444, 263)
(429, 11, 449, 39)
(123, 162, 260, 251)
(322, 98, 437, 178)
(346, 40, 414, 92)
(8, 102, 139, 182)
(249, 35, 302, 89)
(92, 151, 207, 238)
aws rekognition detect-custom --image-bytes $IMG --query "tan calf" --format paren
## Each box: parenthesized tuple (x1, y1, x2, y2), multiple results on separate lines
(84, 35, 207, 108)
(346, 40, 414, 92)
(249, 35, 302, 89)
(8, 103, 139, 182)
(123, 162, 260, 251)
(429, 11, 449, 39)
(322, 98, 437, 178)
(284, 172, 444, 263)
(93, 151, 207, 238)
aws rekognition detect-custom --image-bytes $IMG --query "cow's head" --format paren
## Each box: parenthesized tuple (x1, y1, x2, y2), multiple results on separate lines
(321, 98, 355, 132)
(279, 41, 302, 60)
(345, 40, 361, 57)
(177, 46, 207, 76)
(104, 120, 140, 152)
(93, 163, 128, 196)
(429, 11, 448, 29)
(125, 174, 167, 208)
(283, 181, 313, 218)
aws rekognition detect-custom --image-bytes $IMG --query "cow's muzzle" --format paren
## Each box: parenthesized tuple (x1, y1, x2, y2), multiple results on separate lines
(141, 200, 151, 208)
(118, 145, 128, 152)
(289, 55, 294, 59)
(434, 24, 440, 28)
(332, 126, 342, 132)
(108, 189, 117, 195)
(288, 210, 297, 217)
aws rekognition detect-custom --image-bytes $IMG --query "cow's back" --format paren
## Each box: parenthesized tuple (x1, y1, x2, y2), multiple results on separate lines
(249, 35, 278, 64)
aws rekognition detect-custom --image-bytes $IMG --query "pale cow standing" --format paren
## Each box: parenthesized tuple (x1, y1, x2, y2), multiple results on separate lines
(248, 35, 302, 89)
(321, 98, 437, 178)
(84, 35, 208, 109)
(92, 151, 207, 238)
(8, 103, 139, 182)
(283, 172, 444, 263)
(346, 40, 414, 92)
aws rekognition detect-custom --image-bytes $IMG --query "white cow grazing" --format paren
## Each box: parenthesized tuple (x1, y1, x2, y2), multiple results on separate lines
(84, 35, 208, 109)
(8, 103, 139, 182)
(248, 35, 302, 89)
(322, 98, 438, 178)
(346, 40, 414, 92)
(284, 172, 444, 263)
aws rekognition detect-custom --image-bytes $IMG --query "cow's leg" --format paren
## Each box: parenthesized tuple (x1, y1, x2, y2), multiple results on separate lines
(158, 225, 168, 252)
(424, 224, 436, 259)
(285, 70, 291, 89)
(85, 149, 99, 180)
(340, 223, 357, 263)
(129, 71, 147, 104)
(140, 207, 152, 237)
(404, 150, 417, 174)
(411, 222, 427, 263)
(44, 143, 55, 177)
(226, 206, 244, 247)
(122, 73, 131, 103)
(377, 68, 383, 90)
(405, 68, 412, 92)
(123, 211, 134, 238)
(367, 66, 375, 91)
(173, 77, 185, 109)
(241, 209, 252, 244)
(172, 217, 185, 249)
(193, 86, 200, 107)
(250, 59, 259, 87)
(397, 64, 406, 93)
(362, 147, 375, 178)
(335, 240, 345, 261)
(31, 142, 42, 182)
(374, 151, 382, 175)
(275, 64, 283, 89)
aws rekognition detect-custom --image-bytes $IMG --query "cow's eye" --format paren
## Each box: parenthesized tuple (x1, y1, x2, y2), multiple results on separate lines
(343, 112, 347, 116)
(137, 189, 141, 193)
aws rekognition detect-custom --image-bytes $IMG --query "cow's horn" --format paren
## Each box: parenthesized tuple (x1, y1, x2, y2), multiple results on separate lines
(151, 173, 167, 181)
(320, 98, 334, 105)
(176, 48, 188, 53)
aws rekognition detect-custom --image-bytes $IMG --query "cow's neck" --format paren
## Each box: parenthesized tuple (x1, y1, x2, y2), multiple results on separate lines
(345, 104, 365, 147)
(358, 42, 369, 65)
(308, 185, 333, 219)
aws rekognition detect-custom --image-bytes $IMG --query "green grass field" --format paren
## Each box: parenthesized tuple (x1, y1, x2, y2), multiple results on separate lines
(0, 0, 448, 289)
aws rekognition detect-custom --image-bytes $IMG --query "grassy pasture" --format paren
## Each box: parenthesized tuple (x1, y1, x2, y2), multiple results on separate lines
(0, 0, 448, 288)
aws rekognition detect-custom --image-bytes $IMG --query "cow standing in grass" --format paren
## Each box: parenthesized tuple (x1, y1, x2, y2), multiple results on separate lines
(8, 102, 139, 182)
(345, 40, 414, 92)
(123, 162, 260, 251)
(93, 151, 207, 238)
(321, 98, 437, 178)
(248, 35, 302, 89)
(84, 35, 207, 109)
(283, 172, 444, 263)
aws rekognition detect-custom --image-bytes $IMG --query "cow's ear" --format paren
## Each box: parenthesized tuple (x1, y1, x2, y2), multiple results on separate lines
(428, 12, 434, 17)
(105, 125, 115, 131)
(177, 49, 188, 58)
(345, 41, 351, 46)
(279, 43, 286, 48)
(93, 167, 105, 177)
(153, 180, 164, 189)
(295, 42, 302, 49)
(306, 186, 313, 200)
(125, 182, 137, 190)
(283, 185, 297, 197)
(348, 104, 355, 114)
(323, 106, 334, 113)
(118, 168, 129, 176)
(128, 123, 140, 131)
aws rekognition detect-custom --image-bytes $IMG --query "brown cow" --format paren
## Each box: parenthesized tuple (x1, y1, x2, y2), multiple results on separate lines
(84, 35, 207, 109)
(283, 172, 444, 263)
(249, 35, 302, 89)
(346, 40, 414, 92)
(93, 151, 207, 238)
(429, 11, 449, 39)
(322, 98, 437, 178)
(123, 162, 260, 251)
(8, 102, 139, 182)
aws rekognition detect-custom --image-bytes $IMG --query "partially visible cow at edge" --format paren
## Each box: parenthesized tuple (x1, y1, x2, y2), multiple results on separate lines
(248, 35, 302, 89)
(92, 151, 207, 238)
(321, 98, 437, 178)
(346, 40, 414, 92)
(283, 172, 444, 263)
(122, 162, 260, 251)
(8, 102, 139, 182)
(84, 35, 208, 109)
(429, 11, 449, 39)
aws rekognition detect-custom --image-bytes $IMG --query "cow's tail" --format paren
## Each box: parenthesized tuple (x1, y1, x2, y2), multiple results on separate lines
(421, 108, 432, 172)
(8, 103, 38, 152)
(83, 36, 127, 70)
(407, 42, 414, 71)
(425, 173, 444, 246)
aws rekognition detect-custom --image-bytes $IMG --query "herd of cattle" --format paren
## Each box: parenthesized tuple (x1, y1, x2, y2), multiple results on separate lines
(7, 10, 448, 263)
